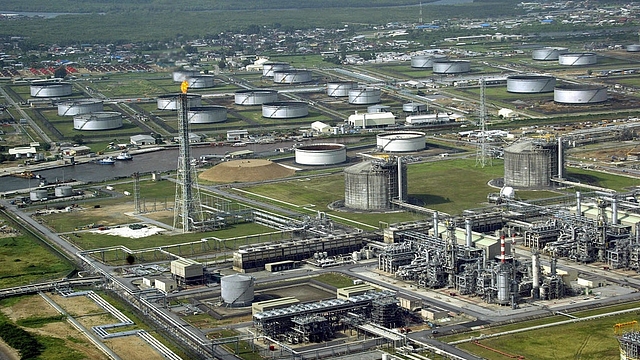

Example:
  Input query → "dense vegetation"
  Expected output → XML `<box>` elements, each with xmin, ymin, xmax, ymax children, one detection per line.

<box><xmin>0</xmin><ymin>321</ymin><xmax>44</xmax><ymax>359</ymax></box>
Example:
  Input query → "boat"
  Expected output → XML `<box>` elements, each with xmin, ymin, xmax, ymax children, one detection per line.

<box><xmin>11</xmin><ymin>171</ymin><xmax>36</xmax><ymax>179</ymax></box>
<box><xmin>115</xmin><ymin>151</ymin><xmax>133</xmax><ymax>161</ymax></box>
<box><xmin>96</xmin><ymin>157</ymin><xmax>115</xmax><ymax>165</ymax></box>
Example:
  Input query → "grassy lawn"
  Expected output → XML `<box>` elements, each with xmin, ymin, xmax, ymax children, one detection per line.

<box><xmin>312</xmin><ymin>273</ymin><xmax>355</xmax><ymax>288</ymax></box>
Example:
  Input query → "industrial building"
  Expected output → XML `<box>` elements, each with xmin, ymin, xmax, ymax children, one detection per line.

<box><xmin>170</xmin><ymin>258</ymin><xmax>204</xmax><ymax>285</ymax></box>
<box><xmin>347</xmin><ymin>111</ymin><xmax>395</xmax><ymax>128</ymax></box>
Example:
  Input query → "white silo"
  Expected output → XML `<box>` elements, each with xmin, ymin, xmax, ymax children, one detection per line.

<box><xmin>220</xmin><ymin>274</ymin><xmax>255</xmax><ymax>307</ymax></box>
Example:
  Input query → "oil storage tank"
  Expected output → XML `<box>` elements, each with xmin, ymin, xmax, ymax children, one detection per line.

<box><xmin>554</xmin><ymin>85</ymin><xmax>607</xmax><ymax>104</ymax></box>
<box><xmin>235</xmin><ymin>89</ymin><xmax>278</xmax><ymax>106</ymax></box>
<box><xmin>295</xmin><ymin>143</ymin><xmax>347</xmax><ymax>165</ymax></box>
<box><xmin>157</xmin><ymin>93</ymin><xmax>202</xmax><ymax>110</ymax></box>
<box><xmin>532</xmin><ymin>47</ymin><xmax>568</xmax><ymax>61</ymax></box>
<box><xmin>30</xmin><ymin>189</ymin><xmax>48</xmax><ymax>201</ymax></box>
<box><xmin>507</xmin><ymin>75</ymin><xmax>555</xmax><ymax>93</ymax></box>
<box><xmin>54</xmin><ymin>186</ymin><xmax>73</xmax><ymax>197</ymax></box>
<box><xmin>403</xmin><ymin>102</ymin><xmax>427</xmax><ymax>113</ymax></box>
<box><xmin>327</xmin><ymin>81</ymin><xmax>358</xmax><ymax>97</ymax></box>
<box><xmin>432</xmin><ymin>60</ymin><xmax>470</xmax><ymax>74</ymax></box>
<box><xmin>73</xmin><ymin>112</ymin><xmax>123</xmax><ymax>131</ymax></box>
<box><xmin>558</xmin><ymin>52</ymin><xmax>597</xmax><ymax>66</ymax></box>
<box><xmin>58</xmin><ymin>99</ymin><xmax>103</xmax><ymax>116</ymax></box>
<box><xmin>344</xmin><ymin>159</ymin><xmax>407</xmax><ymax>210</ymax></box>
<box><xmin>348</xmin><ymin>87</ymin><xmax>381</xmax><ymax>105</ymax></box>
<box><xmin>627</xmin><ymin>44</ymin><xmax>640</xmax><ymax>52</ymax></box>
<box><xmin>263</xmin><ymin>62</ymin><xmax>291</xmax><ymax>77</ymax></box>
<box><xmin>273</xmin><ymin>69</ymin><xmax>312</xmax><ymax>84</ymax></box>
<box><xmin>173</xmin><ymin>70</ymin><xmax>200</xmax><ymax>82</ymax></box>
<box><xmin>377</xmin><ymin>131</ymin><xmax>426</xmax><ymax>152</ymax></box>
<box><xmin>504</xmin><ymin>139</ymin><xmax>562</xmax><ymax>188</ymax></box>
<box><xmin>30</xmin><ymin>81</ymin><xmax>72</xmax><ymax>97</ymax></box>
<box><xmin>262</xmin><ymin>101</ymin><xmax>308</xmax><ymax>119</ymax></box>
<box><xmin>411</xmin><ymin>54</ymin><xmax>447</xmax><ymax>68</ymax></box>
<box><xmin>188</xmin><ymin>106</ymin><xmax>227</xmax><ymax>124</ymax></box>
<box><xmin>220</xmin><ymin>274</ymin><xmax>255</xmax><ymax>307</ymax></box>
<box><xmin>187</xmin><ymin>75</ymin><xmax>215</xmax><ymax>89</ymax></box>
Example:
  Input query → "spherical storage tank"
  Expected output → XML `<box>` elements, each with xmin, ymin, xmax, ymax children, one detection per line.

<box><xmin>263</xmin><ymin>62</ymin><xmax>291</xmax><ymax>77</ymax></box>
<box><xmin>504</xmin><ymin>139</ymin><xmax>562</xmax><ymax>188</ymax></box>
<box><xmin>220</xmin><ymin>274</ymin><xmax>254</xmax><ymax>307</ymax></box>
<box><xmin>30</xmin><ymin>81</ymin><xmax>72</xmax><ymax>97</ymax></box>
<box><xmin>172</xmin><ymin>70</ymin><xmax>200</xmax><ymax>82</ymax></box>
<box><xmin>377</xmin><ymin>131</ymin><xmax>426</xmax><ymax>152</ymax></box>
<box><xmin>432</xmin><ymin>60</ymin><xmax>470</xmax><ymax>74</ymax></box>
<box><xmin>348</xmin><ymin>87</ymin><xmax>381</xmax><ymax>105</ymax></box>
<box><xmin>262</xmin><ymin>101</ymin><xmax>308</xmax><ymax>119</ymax></box>
<box><xmin>327</xmin><ymin>81</ymin><xmax>358</xmax><ymax>97</ymax></box>
<box><xmin>273</xmin><ymin>69</ymin><xmax>312</xmax><ymax>84</ymax></box>
<box><xmin>554</xmin><ymin>85</ymin><xmax>607</xmax><ymax>104</ymax></box>
<box><xmin>58</xmin><ymin>99</ymin><xmax>103</xmax><ymax>116</ymax></box>
<box><xmin>54</xmin><ymin>186</ymin><xmax>73</xmax><ymax>197</ymax></box>
<box><xmin>157</xmin><ymin>94</ymin><xmax>202</xmax><ymax>110</ymax></box>
<box><xmin>295</xmin><ymin>143</ymin><xmax>347</xmax><ymax>165</ymax></box>
<box><xmin>187</xmin><ymin>75</ymin><xmax>215</xmax><ymax>89</ymax></box>
<box><xmin>344</xmin><ymin>159</ymin><xmax>407</xmax><ymax>211</ymax></box>
<box><xmin>627</xmin><ymin>44</ymin><xmax>640</xmax><ymax>52</ymax></box>
<box><xmin>532</xmin><ymin>47</ymin><xmax>569</xmax><ymax>61</ymax></box>
<box><xmin>30</xmin><ymin>189</ymin><xmax>48</xmax><ymax>201</ymax></box>
<box><xmin>411</xmin><ymin>54</ymin><xmax>447</xmax><ymax>68</ymax></box>
<box><xmin>73</xmin><ymin>112</ymin><xmax>123</xmax><ymax>131</ymax></box>
<box><xmin>558</xmin><ymin>52</ymin><xmax>597</xmax><ymax>66</ymax></box>
<box><xmin>506</xmin><ymin>75</ymin><xmax>556</xmax><ymax>93</ymax></box>
<box><xmin>188</xmin><ymin>106</ymin><xmax>227</xmax><ymax>124</ymax></box>
<box><xmin>234</xmin><ymin>89</ymin><xmax>278</xmax><ymax>106</ymax></box>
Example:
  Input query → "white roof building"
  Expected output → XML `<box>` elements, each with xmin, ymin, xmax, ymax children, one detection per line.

<box><xmin>311</xmin><ymin>121</ymin><xmax>332</xmax><ymax>134</ymax></box>
<box><xmin>130</xmin><ymin>134</ymin><xmax>156</xmax><ymax>145</ymax></box>
<box><xmin>348</xmin><ymin>112</ymin><xmax>396</xmax><ymax>128</ymax></box>
<box><xmin>498</xmin><ymin>108</ymin><xmax>516</xmax><ymax>118</ymax></box>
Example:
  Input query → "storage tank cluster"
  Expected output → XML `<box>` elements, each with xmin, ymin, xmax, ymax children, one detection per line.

<box><xmin>73</xmin><ymin>112</ymin><xmax>123</xmax><ymax>131</ymax></box>
<box><xmin>273</xmin><ymin>69</ymin><xmax>312</xmax><ymax>84</ymax></box>
<box><xmin>29</xmin><ymin>189</ymin><xmax>48</xmax><ymax>201</ymax></box>
<box><xmin>554</xmin><ymin>85</ymin><xmax>607</xmax><ymax>104</ymax></box>
<box><xmin>172</xmin><ymin>70</ymin><xmax>200</xmax><ymax>82</ymax></box>
<box><xmin>262</xmin><ymin>101</ymin><xmax>308</xmax><ymax>119</ymax></box>
<box><xmin>234</xmin><ymin>89</ymin><xmax>278</xmax><ymax>106</ymax></box>
<box><xmin>376</xmin><ymin>131</ymin><xmax>426</xmax><ymax>152</ymax></box>
<box><xmin>263</xmin><ymin>62</ymin><xmax>291</xmax><ymax>77</ymax></box>
<box><xmin>558</xmin><ymin>52</ymin><xmax>597</xmax><ymax>66</ymax></box>
<box><xmin>327</xmin><ymin>81</ymin><xmax>358</xmax><ymax>97</ymax></box>
<box><xmin>506</xmin><ymin>75</ymin><xmax>556</xmax><ymax>93</ymax></box>
<box><xmin>157</xmin><ymin>93</ymin><xmax>202</xmax><ymax>110</ymax></box>
<box><xmin>54</xmin><ymin>186</ymin><xmax>74</xmax><ymax>197</ymax></box>
<box><xmin>348</xmin><ymin>87</ymin><xmax>381</xmax><ymax>105</ymax></box>
<box><xmin>344</xmin><ymin>158</ymin><xmax>407</xmax><ymax>210</ymax></box>
<box><xmin>295</xmin><ymin>143</ymin><xmax>347</xmax><ymax>166</ymax></box>
<box><xmin>188</xmin><ymin>106</ymin><xmax>227</xmax><ymax>124</ymax></box>
<box><xmin>503</xmin><ymin>139</ymin><xmax>563</xmax><ymax>188</ymax></box>
<box><xmin>186</xmin><ymin>75</ymin><xmax>215</xmax><ymax>89</ymax></box>
<box><xmin>531</xmin><ymin>47</ymin><xmax>569</xmax><ymax>61</ymax></box>
<box><xmin>220</xmin><ymin>274</ymin><xmax>255</xmax><ymax>307</ymax></box>
<box><xmin>411</xmin><ymin>54</ymin><xmax>447</xmax><ymax>68</ymax></box>
<box><xmin>58</xmin><ymin>99</ymin><xmax>104</xmax><ymax>116</ymax></box>
<box><xmin>30</xmin><ymin>81</ymin><xmax>73</xmax><ymax>97</ymax></box>
<box><xmin>432</xmin><ymin>60</ymin><xmax>471</xmax><ymax>74</ymax></box>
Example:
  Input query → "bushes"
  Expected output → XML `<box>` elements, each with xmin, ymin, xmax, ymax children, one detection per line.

<box><xmin>0</xmin><ymin>322</ymin><xmax>44</xmax><ymax>359</ymax></box>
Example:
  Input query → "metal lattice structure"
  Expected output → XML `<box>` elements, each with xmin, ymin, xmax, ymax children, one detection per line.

<box><xmin>476</xmin><ymin>78</ymin><xmax>491</xmax><ymax>168</ymax></box>
<box><xmin>133</xmin><ymin>172</ymin><xmax>141</xmax><ymax>214</ymax></box>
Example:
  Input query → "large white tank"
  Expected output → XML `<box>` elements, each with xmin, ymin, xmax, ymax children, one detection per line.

<box><xmin>273</xmin><ymin>69</ymin><xmax>312</xmax><ymax>84</ymax></box>
<box><xmin>377</xmin><ymin>131</ymin><xmax>426</xmax><ymax>152</ymax></box>
<box><xmin>157</xmin><ymin>94</ymin><xmax>202</xmax><ymax>110</ymax></box>
<box><xmin>348</xmin><ymin>87</ymin><xmax>381</xmax><ymax>105</ymax></box>
<box><xmin>73</xmin><ymin>112</ymin><xmax>123</xmax><ymax>131</ymax></box>
<box><xmin>30</xmin><ymin>189</ymin><xmax>48</xmax><ymax>201</ymax></box>
<box><xmin>295</xmin><ymin>143</ymin><xmax>347</xmax><ymax>165</ymax></box>
<box><xmin>262</xmin><ymin>101</ymin><xmax>308</xmax><ymax>118</ymax></box>
<box><xmin>554</xmin><ymin>85</ymin><xmax>607</xmax><ymax>104</ymax></box>
<box><xmin>532</xmin><ymin>47</ymin><xmax>569</xmax><ymax>61</ymax></box>
<box><xmin>263</xmin><ymin>62</ymin><xmax>291</xmax><ymax>77</ymax></box>
<box><xmin>627</xmin><ymin>44</ymin><xmax>640</xmax><ymax>52</ymax></box>
<box><xmin>30</xmin><ymin>81</ymin><xmax>73</xmax><ymax>97</ymax></box>
<box><xmin>327</xmin><ymin>81</ymin><xmax>358</xmax><ymax>97</ymax></box>
<box><xmin>58</xmin><ymin>99</ymin><xmax>103</xmax><ymax>116</ymax></box>
<box><xmin>186</xmin><ymin>75</ymin><xmax>215</xmax><ymax>88</ymax></box>
<box><xmin>173</xmin><ymin>70</ymin><xmax>200</xmax><ymax>82</ymax></box>
<box><xmin>54</xmin><ymin>186</ymin><xmax>73</xmax><ymax>197</ymax></box>
<box><xmin>506</xmin><ymin>75</ymin><xmax>556</xmax><ymax>93</ymax></box>
<box><xmin>410</xmin><ymin>54</ymin><xmax>447</xmax><ymax>68</ymax></box>
<box><xmin>403</xmin><ymin>102</ymin><xmax>427</xmax><ymax>112</ymax></box>
<box><xmin>220</xmin><ymin>274</ymin><xmax>254</xmax><ymax>306</ymax></box>
<box><xmin>558</xmin><ymin>52</ymin><xmax>597</xmax><ymax>66</ymax></box>
<box><xmin>432</xmin><ymin>60</ymin><xmax>470</xmax><ymax>74</ymax></box>
<box><xmin>188</xmin><ymin>106</ymin><xmax>227</xmax><ymax>124</ymax></box>
<box><xmin>234</xmin><ymin>89</ymin><xmax>278</xmax><ymax>105</ymax></box>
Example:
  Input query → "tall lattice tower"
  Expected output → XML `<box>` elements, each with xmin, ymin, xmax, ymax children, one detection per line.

<box><xmin>133</xmin><ymin>172</ymin><xmax>141</xmax><ymax>213</ymax></box>
<box><xmin>173</xmin><ymin>81</ymin><xmax>203</xmax><ymax>232</ymax></box>
<box><xmin>475</xmin><ymin>78</ymin><xmax>491</xmax><ymax>168</ymax></box>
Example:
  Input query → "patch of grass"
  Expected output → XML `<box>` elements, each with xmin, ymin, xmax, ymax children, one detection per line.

<box><xmin>312</xmin><ymin>273</ymin><xmax>354</xmax><ymax>288</ymax></box>
<box><xmin>37</xmin><ymin>336</ymin><xmax>86</xmax><ymax>360</ymax></box>
<box><xmin>17</xmin><ymin>315</ymin><xmax>66</xmax><ymax>328</ymax></box>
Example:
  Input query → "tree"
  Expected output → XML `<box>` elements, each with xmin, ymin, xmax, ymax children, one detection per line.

<box><xmin>54</xmin><ymin>66</ymin><xmax>67</xmax><ymax>79</ymax></box>
<box><xmin>218</xmin><ymin>56</ymin><xmax>227</xmax><ymax>70</ymax></box>
<box><xmin>71</xmin><ymin>134</ymin><xmax>85</xmax><ymax>145</ymax></box>
<box><xmin>126</xmin><ymin>254</ymin><xmax>135</xmax><ymax>265</ymax></box>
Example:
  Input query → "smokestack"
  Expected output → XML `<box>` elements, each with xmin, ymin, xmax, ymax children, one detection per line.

<box><xmin>612</xmin><ymin>196</ymin><xmax>618</xmax><ymax>225</ymax></box>
<box><xmin>557</xmin><ymin>136</ymin><xmax>563</xmax><ymax>180</ymax></box>
<box><xmin>501</xmin><ymin>235</ymin><xmax>506</xmax><ymax>263</ymax></box>
<box><xmin>397</xmin><ymin>157</ymin><xmax>403</xmax><ymax>202</ymax></box>
<box><xmin>576</xmin><ymin>191</ymin><xmax>582</xmax><ymax>216</ymax></box>
<box><xmin>532</xmin><ymin>253</ymin><xmax>540</xmax><ymax>299</ymax></box>
<box><xmin>465</xmin><ymin>218</ymin><xmax>473</xmax><ymax>248</ymax></box>
<box><xmin>433</xmin><ymin>211</ymin><xmax>439</xmax><ymax>238</ymax></box>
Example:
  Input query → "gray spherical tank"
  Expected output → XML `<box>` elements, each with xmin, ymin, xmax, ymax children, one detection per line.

<box><xmin>506</xmin><ymin>75</ymin><xmax>556</xmax><ymax>93</ymax></box>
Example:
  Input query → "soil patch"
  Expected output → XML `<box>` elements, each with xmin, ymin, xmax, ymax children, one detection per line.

<box><xmin>199</xmin><ymin>159</ymin><xmax>295</xmax><ymax>183</ymax></box>
<box><xmin>105</xmin><ymin>336</ymin><xmax>166</xmax><ymax>360</ymax></box>
<box><xmin>50</xmin><ymin>294</ymin><xmax>105</xmax><ymax>316</ymax></box>
<box><xmin>0</xmin><ymin>295</ymin><xmax>59</xmax><ymax>321</ymax></box>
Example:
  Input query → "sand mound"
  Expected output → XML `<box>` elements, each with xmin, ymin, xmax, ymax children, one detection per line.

<box><xmin>199</xmin><ymin>159</ymin><xmax>295</xmax><ymax>183</ymax></box>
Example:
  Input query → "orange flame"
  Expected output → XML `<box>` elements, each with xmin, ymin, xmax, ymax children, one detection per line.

<box><xmin>181</xmin><ymin>81</ymin><xmax>189</xmax><ymax>94</ymax></box>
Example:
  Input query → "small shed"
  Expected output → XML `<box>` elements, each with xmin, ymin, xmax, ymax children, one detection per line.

<box><xmin>130</xmin><ymin>134</ymin><xmax>156</xmax><ymax>146</ymax></box>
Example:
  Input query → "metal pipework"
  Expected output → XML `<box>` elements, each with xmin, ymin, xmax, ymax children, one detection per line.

<box><xmin>557</xmin><ymin>136</ymin><xmax>563</xmax><ymax>180</ymax></box>
<box><xmin>500</xmin><ymin>235</ymin><xmax>506</xmax><ymax>263</ymax></box>
<box><xmin>465</xmin><ymin>218</ymin><xmax>473</xmax><ymax>248</ymax></box>
<box><xmin>612</xmin><ymin>197</ymin><xmax>618</xmax><ymax>224</ymax></box>
<box><xmin>576</xmin><ymin>191</ymin><xmax>582</xmax><ymax>216</ymax></box>
<box><xmin>397</xmin><ymin>157</ymin><xmax>403</xmax><ymax>202</ymax></box>
<box><xmin>433</xmin><ymin>211</ymin><xmax>439</xmax><ymax>238</ymax></box>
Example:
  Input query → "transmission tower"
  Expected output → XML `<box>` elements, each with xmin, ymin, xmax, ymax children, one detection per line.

<box><xmin>475</xmin><ymin>78</ymin><xmax>492</xmax><ymax>168</ymax></box>
<box><xmin>173</xmin><ymin>82</ymin><xmax>203</xmax><ymax>232</ymax></box>
<box><xmin>419</xmin><ymin>2</ymin><xmax>423</xmax><ymax>24</ymax></box>
<box><xmin>133</xmin><ymin>172</ymin><xmax>141</xmax><ymax>214</ymax></box>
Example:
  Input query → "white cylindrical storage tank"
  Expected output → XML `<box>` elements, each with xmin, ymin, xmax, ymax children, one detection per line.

<box><xmin>234</xmin><ymin>89</ymin><xmax>278</xmax><ymax>106</ymax></box>
<box><xmin>295</xmin><ymin>143</ymin><xmax>347</xmax><ymax>165</ymax></box>
<box><xmin>554</xmin><ymin>85</ymin><xmax>607</xmax><ymax>104</ymax></box>
<box><xmin>506</xmin><ymin>75</ymin><xmax>556</xmax><ymax>93</ymax></box>
<box><xmin>157</xmin><ymin>93</ymin><xmax>202</xmax><ymax>110</ymax></box>
<box><xmin>30</xmin><ymin>189</ymin><xmax>48</xmax><ymax>201</ymax></box>
<box><xmin>273</xmin><ymin>69</ymin><xmax>312</xmax><ymax>84</ymax></box>
<box><xmin>627</xmin><ymin>44</ymin><xmax>640</xmax><ymax>52</ymax></box>
<box><xmin>403</xmin><ymin>102</ymin><xmax>427</xmax><ymax>112</ymax></box>
<box><xmin>186</xmin><ymin>75</ymin><xmax>215</xmax><ymax>89</ymax></box>
<box><xmin>532</xmin><ymin>47</ymin><xmax>568</xmax><ymax>61</ymax></box>
<box><xmin>30</xmin><ymin>81</ymin><xmax>73</xmax><ymax>97</ymax></box>
<box><xmin>57</xmin><ymin>99</ymin><xmax>103</xmax><ymax>116</ymax></box>
<box><xmin>263</xmin><ymin>62</ymin><xmax>291</xmax><ymax>77</ymax></box>
<box><xmin>54</xmin><ymin>186</ymin><xmax>73</xmax><ymax>197</ymax></box>
<box><xmin>172</xmin><ymin>70</ymin><xmax>200</xmax><ymax>82</ymax></box>
<box><xmin>188</xmin><ymin>106</ymin><xmax>227</xmax><ymax>124</ymax></box>
<box><xmin>348</xmin><ymin>87</ymin><xmax>381</xmax><ymax>105</ymax></box>
<box><xmin>327</xmin><ymin>81</ymin><xmax>358</xmax><ymax>97</ymax></box>
<box><xmin>377</xmin><ymin>131</ymin><xmax>426</xmax><ymax>152</ymax></box>
<box><xmin>73</xmin><ymin>112</ymin><xmax>123</xmax><ymax>131</ymax></box>
<box><xmin>411</xmin><ymin>54</ymin><xmax>447</xmax><ymax>68</ymax></box>
<box><xmin>497</xmin><ymin>271</ymin><xmax>510</xmax><ymax>305</ymax></box>
<box><xmin>432</xmin><ymin>60</ymin><xmax>471</xmax><ymax>74</ymax></box>
<box><xmin>262</xmin><ymin>101</ymin><xmax>308</xmax><ymax>118</ymax></box>
<box><xmin>558</xmin><ymin>52</ymin><xmax>597</xmax><ymax>66</ymax></box>
<box><xmin>368</xmin><ymin>105</ymin><xmax>390</xmax><ymax>113</ymax></box>
<box><xmin>220</xmin><ymin>274</ymin><xmax>254</xmax><ymax>307</ymax></box>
